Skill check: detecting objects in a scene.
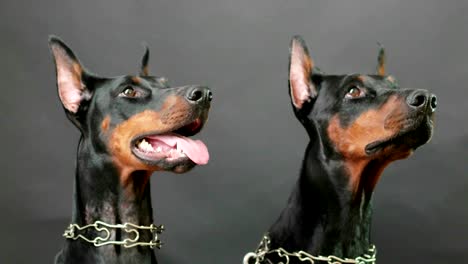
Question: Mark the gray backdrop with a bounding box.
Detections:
[1,0,467,263]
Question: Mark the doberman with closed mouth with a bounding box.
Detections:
[244,36,436,264]
[49,36,212,264]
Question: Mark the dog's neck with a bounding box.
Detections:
[73,141,154,227]
[60,137,158,263]
[268,140,375,260]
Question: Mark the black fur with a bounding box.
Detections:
[262,36,436,263]
[49,36,211,264]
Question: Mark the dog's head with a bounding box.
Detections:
[288,36,436,190]
[49,36,212,183]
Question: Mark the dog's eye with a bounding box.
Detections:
[120,86,138,98]
[345,86,365,99]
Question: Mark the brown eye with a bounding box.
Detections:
[121,86,138,97]
[345,86,365,99]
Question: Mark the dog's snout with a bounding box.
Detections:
[406,90,434,111]
[186,86,212,103]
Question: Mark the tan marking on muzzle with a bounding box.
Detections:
[108,95,192,185]
[327,95,410,191]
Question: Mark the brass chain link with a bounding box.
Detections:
[243,235,376,264]
[63,220,164,249]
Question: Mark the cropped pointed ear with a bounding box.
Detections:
[139,44,150,76]
[49,36,94,115]
[49,36,99,130]
[289,35,318,110]
[376,43,386,76]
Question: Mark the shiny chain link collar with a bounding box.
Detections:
[63,221,164,249]
[243,235,376,264]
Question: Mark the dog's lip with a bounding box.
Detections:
[173,118,204,137]
[365,115,434,155]
[365,140,391,155]
[132,145,195,166]
[130,118,203,146]
[132,144,197,173]
[130,118,204,147]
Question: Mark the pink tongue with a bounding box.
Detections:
[148,133,209,165]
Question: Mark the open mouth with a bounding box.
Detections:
[131,119,209,166]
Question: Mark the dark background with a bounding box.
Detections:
[1,0,467,263]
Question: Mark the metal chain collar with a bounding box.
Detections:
[243,235,376,264]
[63,221,164,249]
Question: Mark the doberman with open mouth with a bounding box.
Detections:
[49,36,212,264]
[244,36,436,264]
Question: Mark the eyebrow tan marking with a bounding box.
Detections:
[101,115,111,133]
[357,75,367,83]
[131,76,141,84]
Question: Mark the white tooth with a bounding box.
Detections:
[156,146,162,153]
[176,143,184,153]
[147,144,154,151]
[139,140,154,152]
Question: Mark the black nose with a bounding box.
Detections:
[406,90,436,112]
[429,94,437,112]
[186,86,212,103]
